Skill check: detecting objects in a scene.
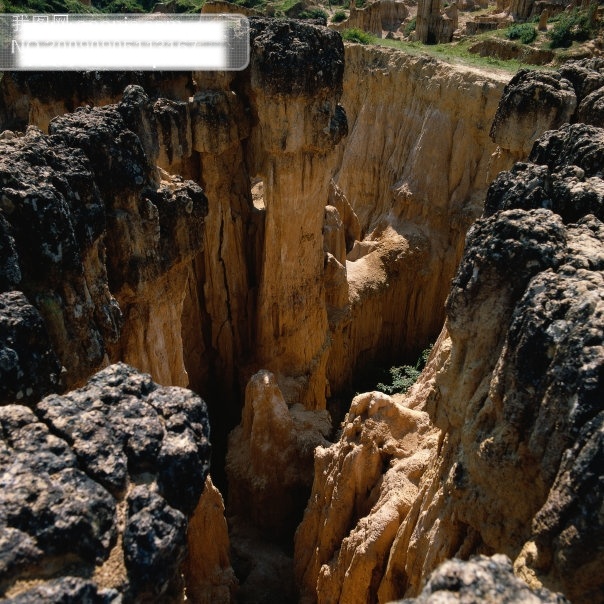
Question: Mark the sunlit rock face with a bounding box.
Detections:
[327,46,511,393]
[243,19,347,411]
[0,87,208,390]
[295,116,604,604]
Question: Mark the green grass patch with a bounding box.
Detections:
[372,35,529,73]
[270,0,298,13]
[507,23,537,44]
[341,27,375,44]
[298,7,328,20]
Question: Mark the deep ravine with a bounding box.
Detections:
[0,19,602,604]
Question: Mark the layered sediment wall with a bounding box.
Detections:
[327,48,513,394]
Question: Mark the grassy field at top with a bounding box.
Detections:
[0,0,204,13]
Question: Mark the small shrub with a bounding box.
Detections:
[332,9,347,22]
[403,16,416,36]
[104,0,145,12]
[355,0,365,8]
[174,0,205,12]
[507,23,537,44]
[341,27,374,44]
[298,7,328,20]
[234,0,265,8]
[376,344,433,395]
[548,8,594,48]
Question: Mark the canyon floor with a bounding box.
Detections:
[0,15,603,604]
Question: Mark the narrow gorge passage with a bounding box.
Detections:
[0,16,602,604]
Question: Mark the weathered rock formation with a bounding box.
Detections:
[508,0,535,21]
[416,0,457,43]
[0,291,62,405]
[244,19,347,411]
[227,371,331,541]
[490,59,604,159]
[295,82,604,604]
[0,18,350,601]
[0,88,207,390]
[185,476,238,604]
[0,72,193,134]
[3,21,602,604]
[490,70,577,159]
[330,0,409,37]
[393,555,569,603]
[0,25,514,415]
[485,125,604,222]
[0,362,211,601]
[224,42,516,556]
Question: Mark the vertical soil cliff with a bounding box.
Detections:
[295,62,604,604]
[327,48,512,395]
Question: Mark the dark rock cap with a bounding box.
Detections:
[249,18,345,97]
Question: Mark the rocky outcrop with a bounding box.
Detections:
[294,388,440,603]
[295,115,603,604]
[0,19,351,596]
[0,23,512,413]
[5,23,601,604]
[508,0,535,21]
[558,58,604,103]
[185,476,238,604]
[0,363,211,602]
[485,124,604,222]
[227,371,331,541]
[0,88,208,390]
[490,70,577,157]
[182,75,253,412]
[331,0,409,37]
[0,21,351,572]
[245,18,347,411]
[488,58,604,176]
[0,126,122,388]
[416,0,456,43]
[393,555,569,603]
[53,89,207,388]
[0,291,62,405]
[0,72,193,134]
[179,20,350,425]
[577,86,604,126]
